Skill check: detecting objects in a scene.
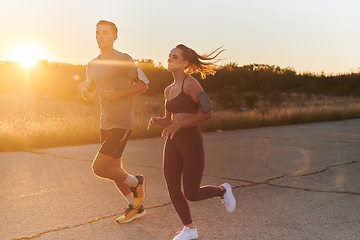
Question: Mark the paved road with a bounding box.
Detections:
[1,119,360,239]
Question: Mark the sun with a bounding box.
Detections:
[9,42,47,68]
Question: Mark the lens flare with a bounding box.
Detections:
[335,171,345,187]
[254,137,271,160]
[291,147,312,179]
[73,74,80,81]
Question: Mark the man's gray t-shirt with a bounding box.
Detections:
[86,50,138,130]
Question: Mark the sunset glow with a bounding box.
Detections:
[0,1,359,74]
[9,43,47,68]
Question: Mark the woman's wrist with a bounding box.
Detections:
[171,120,182,127]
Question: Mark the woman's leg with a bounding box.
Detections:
[180,126,223,202]
[163,139,193,226]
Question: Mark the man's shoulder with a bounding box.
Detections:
[87,56,99,66]
[113,50,133,61]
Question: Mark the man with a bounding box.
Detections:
[78,20,148,223]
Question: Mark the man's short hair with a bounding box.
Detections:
[96,20,118,36]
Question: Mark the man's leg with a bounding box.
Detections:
[92,151,141,192]
[109,157,135,205]
[96,128,138,186]
[92,152,128,181]
[95,128,146,223]
[92,146,145,223]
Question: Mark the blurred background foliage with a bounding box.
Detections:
[1,59,359,105]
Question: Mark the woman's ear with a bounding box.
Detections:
[183,60,189,69]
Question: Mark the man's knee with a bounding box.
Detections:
[92,153,112,177]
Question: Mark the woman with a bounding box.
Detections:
[147,44,236,240]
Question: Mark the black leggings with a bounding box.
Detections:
[163,125,222,225]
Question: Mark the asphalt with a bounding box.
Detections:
[1,119,360,240]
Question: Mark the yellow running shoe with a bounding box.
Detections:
[117,204,146,223]
[130,175,146,208]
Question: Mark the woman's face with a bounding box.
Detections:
[167,48,188,72]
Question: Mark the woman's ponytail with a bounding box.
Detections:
[176,44,225,79]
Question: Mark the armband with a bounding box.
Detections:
[197,92,213,113]
[136,67,150,84]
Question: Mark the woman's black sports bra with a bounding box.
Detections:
[165,77,199,114]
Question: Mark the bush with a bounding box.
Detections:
[269,89,285,106]
[213,87,242,109]
[244,92,259,108]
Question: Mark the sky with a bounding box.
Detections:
[0,0,359,74]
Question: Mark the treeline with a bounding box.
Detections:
[202,63,360,96]
[0,60,359,100]
[0,60,85,100]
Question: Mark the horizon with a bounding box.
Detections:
[1,59,358,77]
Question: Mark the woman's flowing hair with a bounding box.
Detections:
[176,44,225,79]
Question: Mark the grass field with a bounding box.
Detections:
[1,93,360,152]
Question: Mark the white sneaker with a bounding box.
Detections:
[173,226,198,240]
[220,183,236,212]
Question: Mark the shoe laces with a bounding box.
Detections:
[176,227,194,234]
[123,205,135,216]
[176,227,187,234]
[136,185,144,198]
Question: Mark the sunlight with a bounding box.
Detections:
[9,42,47,68]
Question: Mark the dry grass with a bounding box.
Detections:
[204,93,360,131]
[203,104,360,132]
[0,95,100,152]
[1,93,360,152]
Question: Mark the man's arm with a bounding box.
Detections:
[78,79,96,101]
[104,81,148,101]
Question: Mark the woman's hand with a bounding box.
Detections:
[147,117,160,130]
[148,117,173,130]
[161,121,181,139]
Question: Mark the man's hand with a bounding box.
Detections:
[78,81,89,94]
[105,86,121,101]
[78,81,96,101]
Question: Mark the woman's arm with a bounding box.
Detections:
[174,110,212,128]
[161,78,213,139]
[161,110,212,139]
[147,115,172,129]
[147,86,173,130]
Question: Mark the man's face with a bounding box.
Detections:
[96,24,117,50]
